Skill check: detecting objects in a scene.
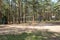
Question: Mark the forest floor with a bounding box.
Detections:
[0,22,60,34]
[0,22,60,40]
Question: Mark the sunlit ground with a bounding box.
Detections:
[0,21,60,40]
[0,29,60,40]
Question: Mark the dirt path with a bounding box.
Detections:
[9,25,60,32]
[0,25,60,34]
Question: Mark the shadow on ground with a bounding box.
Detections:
[0,29,60,40]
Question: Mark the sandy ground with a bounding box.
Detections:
[8,25,60,32]
[0,25,60,34]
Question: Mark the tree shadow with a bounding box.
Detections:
[0,29,60,40]
[0,25,9,28]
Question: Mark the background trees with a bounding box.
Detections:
[0,0,60,24]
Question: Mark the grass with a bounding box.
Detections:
[46,20,60,22]
[0,30,60,40]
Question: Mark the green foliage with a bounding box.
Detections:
[0,30,60,40]
[0,0,60,23]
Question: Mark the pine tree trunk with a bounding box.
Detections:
[0,0,2,11]
[24,0,28,23]
[0,0,2,20]
[18,0,21,23]
[32,0,35,23]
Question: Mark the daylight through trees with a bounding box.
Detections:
[0,0,60,24]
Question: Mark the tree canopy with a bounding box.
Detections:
[0,0,60,24]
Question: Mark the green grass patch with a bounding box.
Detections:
[0,30,60,40]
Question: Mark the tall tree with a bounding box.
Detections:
[0,0,1,10]
[18,0,21,23]
[54,0,60,20]
[42,0,52,21]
